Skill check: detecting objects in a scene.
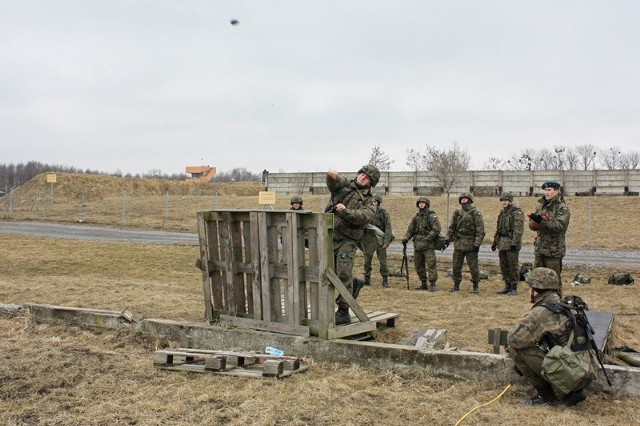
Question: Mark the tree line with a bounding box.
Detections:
[0,161,262,192]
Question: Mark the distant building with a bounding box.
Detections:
[185,166,217,183]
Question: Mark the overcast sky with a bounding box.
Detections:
[2,1,639,175]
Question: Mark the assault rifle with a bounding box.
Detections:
[562,296,613,387]
[401,241,409,290]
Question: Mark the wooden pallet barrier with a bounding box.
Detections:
[154,348,307,379]
[196,210,398,339]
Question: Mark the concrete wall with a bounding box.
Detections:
[266,170,640,196]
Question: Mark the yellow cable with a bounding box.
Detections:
[454,384,512,426]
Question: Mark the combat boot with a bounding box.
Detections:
[335,307,351,325]
[562,388,587,406]
[472,282,479,294]
[364,275,371,286]
[416,280,429,290]
[382,275,390,288]
[496,282,510,295]
[449,282,460,292]
[352,278,365,299]
[521,386,559,406]
[429,281,437,292]
[507,282,518,296]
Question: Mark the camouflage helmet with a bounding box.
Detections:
[525,267,560,291]
[458,193,474,204]
[290,195,303,205]
[373,194,383,204]
[357,164,380,187]
[499,192,514,202]
[416,196,430,208]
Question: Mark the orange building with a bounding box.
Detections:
[185,166,217,183]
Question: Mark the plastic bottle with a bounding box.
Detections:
[265,346,284,356]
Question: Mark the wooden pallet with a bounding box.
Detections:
[154,348,308,379]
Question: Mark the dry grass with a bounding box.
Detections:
[1,174,640,424]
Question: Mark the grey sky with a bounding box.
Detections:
[2,1,639,175]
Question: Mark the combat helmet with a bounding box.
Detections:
[358,164,380,187]
[525,267,560,291]
[458,193,474,204]
[416,196,430,208]
[499,192,514,202]
[290,195,303,205]
[373,194,383,204]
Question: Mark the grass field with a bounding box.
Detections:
[1,174,639,425]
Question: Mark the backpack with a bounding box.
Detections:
[608,272,634,285]
[538,296,597,395]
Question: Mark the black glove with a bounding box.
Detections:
[401,239,408,246]
[472,245,480,253]
[441,240,450,251]
[491,243,497,252]
[529,213,543,223]
[510,245,518,251]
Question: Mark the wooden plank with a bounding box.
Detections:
[286,212,300,324]
[220,212,236,314]
[326,320,377,340]
[155,362,308,379]
[218,314,311,337]
[242,216,255,317]
[208,219,224,314]
[306,219,320,322]
[317,214,333,339]
[197,213,215,322]
[325,269,368,322]
[262,360,284,377]
[231,218,247,315]
[258,212,272,321]
[249,212,262,319]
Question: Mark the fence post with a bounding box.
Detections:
[588,197,592,248]
[122,190,126,224]
[163,191,169,229]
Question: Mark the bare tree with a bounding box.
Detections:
[405,148,424,171]
[564,147,580,170]
[482,157,505,170]
[368,145,394,171]
[574,144,599,170]
[620,151,640,170]
[423,142,470,196]
[599,146,623,170]
[506,148,538,171]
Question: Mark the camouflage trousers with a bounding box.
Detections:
[413,248,438,282]
[334,240,357,309]
[507,346,550,390]
[499,249,520,284]
[452,249,479,283]
[363,246,389,277]
[535,254,563,296]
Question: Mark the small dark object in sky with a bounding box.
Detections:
[230,19,239,26]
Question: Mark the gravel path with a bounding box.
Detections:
[1,220,638,267]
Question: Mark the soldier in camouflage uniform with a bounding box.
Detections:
[290,195,304,211]
[528,181,570,297]
[444,193,485,293]
[402,197,441,291]
[326,164,379,325]
[507,267,593,406]
[492,192,524,296]
[363,194,394,288]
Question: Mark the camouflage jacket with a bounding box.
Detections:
[529,195,570,257]
[507,292,571,351]
[371,206,394,245]
[492,205,525,250]
[446,206,485,251]
[404,209,441,250]
[326,174,375,243]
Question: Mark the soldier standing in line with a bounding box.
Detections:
[363,194,394,288]
[443,193,485,293]
[290,195,304,211]
[528,181,570,297]
[492,192,525,296]
[402,196,441,291]
[325,164,379,325]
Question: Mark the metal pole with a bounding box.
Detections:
[122,190,126,224]
[214,191,218,210]
[163,191,169,228]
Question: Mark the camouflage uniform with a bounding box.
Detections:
[492,193,525,295]
[326,165,378,325]
[363,195,394,287]
[446,194,485,292]
[403,197,441,290]
[507,267,593,405]
[529,187,570,295]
